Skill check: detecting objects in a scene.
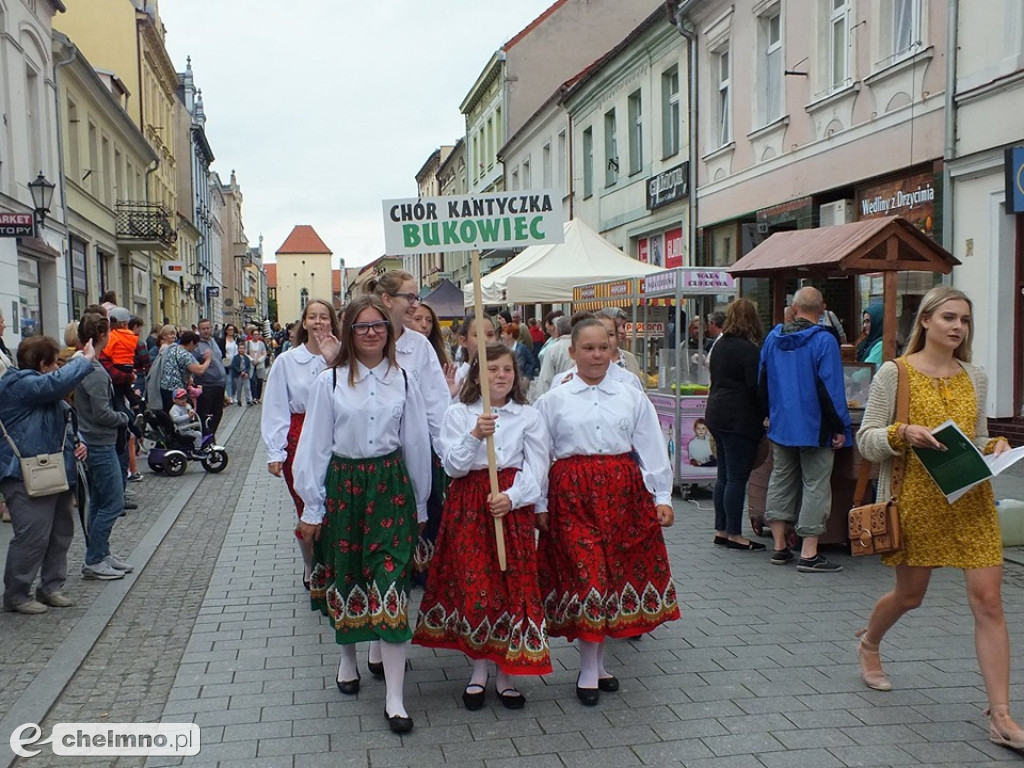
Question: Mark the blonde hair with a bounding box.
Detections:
[63,320,79,349]
[904,286,974,362]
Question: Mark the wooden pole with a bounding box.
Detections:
[471,252,507,571]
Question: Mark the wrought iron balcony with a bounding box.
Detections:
[115,201,178,248]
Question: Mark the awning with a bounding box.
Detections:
[17,236,62,260]
[728,216,959,277]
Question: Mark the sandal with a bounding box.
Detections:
[462,683,486,711]
[495,686,525,710]
[984,705,1024,750]
[855,628,892,691]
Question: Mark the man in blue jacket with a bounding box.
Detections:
[759,286,852,573]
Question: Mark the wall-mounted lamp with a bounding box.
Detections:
[27,171,56,233]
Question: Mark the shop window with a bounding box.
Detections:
[70,238,88,319]
[18,257,42,338]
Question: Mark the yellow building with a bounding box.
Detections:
[55,0,181,324]
[274,226,333,327]
[54,32,159,320]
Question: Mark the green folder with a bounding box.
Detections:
[912,420,991,503]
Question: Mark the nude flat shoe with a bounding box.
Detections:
[984,705,1024,750]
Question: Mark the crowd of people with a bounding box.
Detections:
[2,274,1021,749]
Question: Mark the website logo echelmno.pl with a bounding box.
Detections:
[10,722,201,758]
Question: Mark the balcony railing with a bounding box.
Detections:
[116,201,178,247]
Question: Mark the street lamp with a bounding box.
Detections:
[27,171,56,233]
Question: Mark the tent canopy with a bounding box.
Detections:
[464,219,666,305]
[419,278,465,319]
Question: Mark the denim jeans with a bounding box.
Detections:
[709,430,760,536]
[84,444,125,566]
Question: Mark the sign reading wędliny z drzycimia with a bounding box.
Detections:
[382,190,564,255]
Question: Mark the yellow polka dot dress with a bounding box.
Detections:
[882,363,1003,569]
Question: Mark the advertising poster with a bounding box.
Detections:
[677,397,717,482]
[647,394,678,480]
[638,237,649,264]
[648,232,664,267]
[665,227,684,269]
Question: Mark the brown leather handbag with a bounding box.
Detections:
[849,359,908,557]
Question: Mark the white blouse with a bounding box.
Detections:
[293,359,431,525]
[548,362,644,392]
[224,338,238,365]
[261,344,327,463]
[535,373,673,507]
[395,328,450,448]
[440,399,549,512]
[450,362,471,402]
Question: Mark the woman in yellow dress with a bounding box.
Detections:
[856,286,1020,750]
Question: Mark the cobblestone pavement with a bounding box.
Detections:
[5,407,1024,767]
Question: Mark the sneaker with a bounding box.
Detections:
[127,471,144,483]
[797,554,843,573]
[770,549,794,565]
[7,599,48,614]
[37,591,74,607]
[104,554,135,573]
[123,500,138,511]
[82,561,126,580]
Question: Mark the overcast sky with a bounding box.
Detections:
[157,0,556,269]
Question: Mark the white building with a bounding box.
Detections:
[0,0,67,346]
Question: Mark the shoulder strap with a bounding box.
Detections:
[852,359,909,506]
[0,414,23,459]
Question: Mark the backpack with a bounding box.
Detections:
[146,348,166,406]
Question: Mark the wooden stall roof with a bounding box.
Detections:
[728,216,959,277]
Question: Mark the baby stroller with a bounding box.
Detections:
[143,409,229,476]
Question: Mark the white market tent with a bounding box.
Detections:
[463,219,666,305]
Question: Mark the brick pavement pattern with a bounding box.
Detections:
[4,404,1024,766]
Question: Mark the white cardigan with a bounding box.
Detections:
[855,359,992,502]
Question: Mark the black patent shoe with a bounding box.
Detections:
[462,683,486,711]
[597,675,619,692]
[575,677,600,706]
[336,674,360,695]
[385,710,414,734]
[368,660,384,678]
[496,686,525,709]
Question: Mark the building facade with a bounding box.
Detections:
[274,225,333,327]
[437,138,469,287]
[409,146,452,289]
[55,30,159,323]
[0,0,67,345]
[218,170,249,327]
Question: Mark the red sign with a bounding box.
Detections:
[665,228,683,269]
[0,213,33,237]
[638,237,648,263]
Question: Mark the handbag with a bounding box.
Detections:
[848,358,908,556]
[0,411,70,498]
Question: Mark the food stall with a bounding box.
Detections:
[727,216,960,544]
[639,268,737,491]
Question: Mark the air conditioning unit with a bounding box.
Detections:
[819,199,855,226]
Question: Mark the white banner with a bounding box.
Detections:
[382,190,564,255]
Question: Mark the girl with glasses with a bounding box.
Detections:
[293,295,431,734]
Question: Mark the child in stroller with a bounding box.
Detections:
[143,405,229,476]
[169,387,205,453]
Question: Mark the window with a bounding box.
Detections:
[18,257,42,337]
[472,134,480,181]
[70,238,88,320]
[829,0,850,88]
[511,168,519,191]
[627,90,643,174]
[604,109,618,186]
[522,157,531,189]
[26,66,42,175]
[542,142,552,188]
[715,49,731,146]
[582,127,593,198]
[557,131,567,192]
[300,288,309,312]
[761,12,783,124]
[486,117,493,169]
[892,0,919,57]
[101,137,112,205]
[661,66,680,158]
[67,99,80,181]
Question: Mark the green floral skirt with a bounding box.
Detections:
[309,450,417,644]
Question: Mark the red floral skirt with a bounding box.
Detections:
[413,468,551,675]
[537,453,679,642]
[283,412,305,519]
[309,450,416,645]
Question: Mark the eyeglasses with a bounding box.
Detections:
[352,321,390,336]
[389,292,421,304]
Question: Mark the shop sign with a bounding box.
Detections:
[608,280,631,297]
[381,190,564,255]
[679,268,735,294]
[646,162,689,210]
[162,260,185,278]
[1006,146,1024,214]
[665,228,684,269]
[624,322,664,336]
[0,213,33,237]
[643,270,677,295]
[857,170,937,238]
[206,286,220,299]
[575,285,597,301]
